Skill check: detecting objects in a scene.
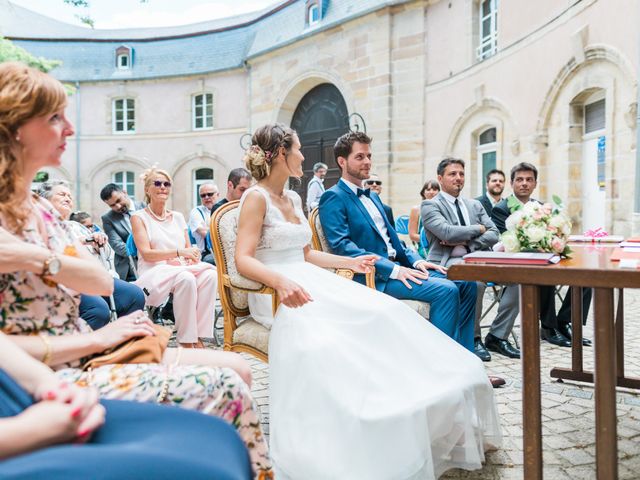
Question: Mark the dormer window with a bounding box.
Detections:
[306,0,323,26]
[115,46,132,70]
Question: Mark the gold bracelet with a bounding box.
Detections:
[39,333,52,365]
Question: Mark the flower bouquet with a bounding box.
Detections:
[501,195,572,257]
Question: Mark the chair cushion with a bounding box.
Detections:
[313,213,333,253]
[232,318,269,355]
[402,300,430,319]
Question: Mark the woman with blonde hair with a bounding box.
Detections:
[131,166,217,348]
[0,62,272,479]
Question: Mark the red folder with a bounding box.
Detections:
[609,248,640,262]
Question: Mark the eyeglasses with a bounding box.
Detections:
[200,192,217,198]
[365,180,382,186]
[153,180,172,188]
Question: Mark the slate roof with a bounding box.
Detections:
[1,0,411,82]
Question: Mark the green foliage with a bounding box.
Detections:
[506,195,521,213]
[0,37,61,72]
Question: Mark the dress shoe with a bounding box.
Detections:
[488,375,506,388]
[484,333,521,359]
[556,324,592,346]
[540,328,571,347]
[474,338,492,362]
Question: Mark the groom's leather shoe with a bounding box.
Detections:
[485,333,521,359]
[488,375,506,388]
[557,324,592,346]
[474,338,492,362]
[541,328,571,347]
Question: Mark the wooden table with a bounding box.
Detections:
[448,244,640,480]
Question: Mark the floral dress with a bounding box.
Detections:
[0,198,272,480]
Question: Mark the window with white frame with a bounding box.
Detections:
[193,168,214,207]
[192,93,214,130]
[477,0,498,61]
[477,127,497,195]
[113,171,136,197]
[117,53,130,70]
[307,3,320,25]
[113,98,135,134]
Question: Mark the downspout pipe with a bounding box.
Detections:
[74,81,81,207]
[635,35,640,213]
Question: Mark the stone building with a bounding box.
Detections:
[2,0,637,234]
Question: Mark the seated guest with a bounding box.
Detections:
[476,169,506,216]
[421,158,520,361]
[491,162,592,347]
[0,332,252,480]
[131,167,218,348]
[69,210,101,232]
[319,132,477,353]
[188,182,218,265]
[0,61,272,478]
[38,180,145,330]
[305,161,327,212]
[409,180,439,256]
[362,173,394,225]
[211,168,252,214]
[100,183,144,281]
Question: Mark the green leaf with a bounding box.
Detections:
[552,195,563,207]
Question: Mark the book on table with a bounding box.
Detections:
[463,251,561,265]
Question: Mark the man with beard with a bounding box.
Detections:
[492,162,592,347]
[476,169,505,216]
[319,133,478,355]
[100,183,145,281]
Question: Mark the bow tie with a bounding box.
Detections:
[356,188,371,198]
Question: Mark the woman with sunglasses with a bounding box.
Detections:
[131,168,217,349]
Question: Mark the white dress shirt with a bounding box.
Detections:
[306,176,325,211]
[439,191,472,258]
[187,205,211,251]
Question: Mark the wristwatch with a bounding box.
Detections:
[41,254,61,286]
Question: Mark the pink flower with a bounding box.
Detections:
[551,237,565,254]
[542,203,553,215]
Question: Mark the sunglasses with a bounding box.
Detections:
[365,180,382,186]
[153,180,172,188]
[200,192,217,198]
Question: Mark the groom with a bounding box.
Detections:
[318,131,476,352]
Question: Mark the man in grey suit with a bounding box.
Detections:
[421,157,520,361]
[100,183,144,281]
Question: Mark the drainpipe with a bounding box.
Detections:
[74,81,81,207]
[635,52,640,213]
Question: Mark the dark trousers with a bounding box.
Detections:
[79,278,146,330]
[540,286,593,330]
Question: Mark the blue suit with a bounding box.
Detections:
[318,179,476,350]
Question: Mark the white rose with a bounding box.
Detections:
[523,202,538,215]
[501,231,520,252]
[505,210,524,231]
[549,214,566,229]
[526,225,546,243]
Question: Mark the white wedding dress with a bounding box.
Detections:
[243,186,501,480]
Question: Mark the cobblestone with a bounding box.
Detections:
[227,287,640,478]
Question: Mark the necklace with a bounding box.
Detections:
[146,206,168,221]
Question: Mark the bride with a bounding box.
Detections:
[235,124,501,479]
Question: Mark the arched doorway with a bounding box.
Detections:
[290,83,349,211]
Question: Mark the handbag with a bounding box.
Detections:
[0,369,34,417]
[82,325,171,371]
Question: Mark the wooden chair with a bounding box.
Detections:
[210,200,273,362]
[308,208,430,319]
[210,201,374,362]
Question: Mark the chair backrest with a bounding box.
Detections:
[395,215,410,235]
[210,200,267,314]
[308,207,332,253]
[126,233,138,257]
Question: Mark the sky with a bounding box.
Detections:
[10,0,280,29]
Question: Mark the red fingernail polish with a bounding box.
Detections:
[77,429,90,437]
[71,407,82,418]
[45,391,56,400]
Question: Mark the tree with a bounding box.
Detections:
[0,37,61,72]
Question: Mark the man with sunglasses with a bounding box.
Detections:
[363,173,394,225]
[100,183,145,281]
[188,182,219,265]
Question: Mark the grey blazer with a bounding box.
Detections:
[421,193,499,267]
[101,201,144,280]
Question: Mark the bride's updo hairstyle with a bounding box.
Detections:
[0,62,68,233]
[244,123,296,181]
[140,165,172,204]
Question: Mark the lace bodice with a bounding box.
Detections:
[240,186,312,254]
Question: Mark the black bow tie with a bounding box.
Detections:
[356,188,371,198]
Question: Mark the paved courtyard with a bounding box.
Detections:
[213,287,640,479]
